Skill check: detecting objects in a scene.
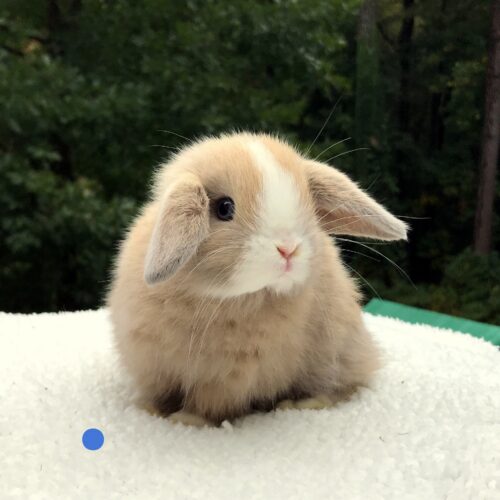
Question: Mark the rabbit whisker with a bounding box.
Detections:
[337,237,416,289]
[305,95,343,156]
[343,262,381,299]
[313,137,351,161]
[325,147,370,164]
[157,129,191,142]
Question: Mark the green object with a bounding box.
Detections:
[364,299,500,347]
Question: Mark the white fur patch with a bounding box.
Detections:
[212,140,312,298]
[249,141,302,236]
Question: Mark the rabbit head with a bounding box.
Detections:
[144,133,407,298]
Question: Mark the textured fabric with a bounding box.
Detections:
[1,309,499,500]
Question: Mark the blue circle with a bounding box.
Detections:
[82,428,104,450]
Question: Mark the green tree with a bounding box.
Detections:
[0,0,498,323]
[474,0,500,255]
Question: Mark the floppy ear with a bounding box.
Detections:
[305,160,408,240]
[144,174,210,285]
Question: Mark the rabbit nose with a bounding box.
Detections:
[276,244,298,260]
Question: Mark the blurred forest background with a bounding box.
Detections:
[1,0,499,323]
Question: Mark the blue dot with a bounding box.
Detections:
[82,428,104,451]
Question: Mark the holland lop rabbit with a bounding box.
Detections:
[107,133,407,427]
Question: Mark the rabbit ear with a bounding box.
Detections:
[305,160,408,240]
[144,174,210,285]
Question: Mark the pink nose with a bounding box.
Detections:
[277,245,297,260]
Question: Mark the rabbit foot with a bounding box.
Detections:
[142,401,163,417]
[277,394,333,411]
[168,410,213,428]
[276,399,297,410]
[294,394,333,409]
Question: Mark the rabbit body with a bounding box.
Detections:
[107,133,406,424]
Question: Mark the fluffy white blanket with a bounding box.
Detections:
[1,309,499,500]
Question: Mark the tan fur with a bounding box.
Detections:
[305,160,408,240]
[107,132,407,425]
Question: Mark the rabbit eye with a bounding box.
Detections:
[215,197,235,221]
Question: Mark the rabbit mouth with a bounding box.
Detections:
[200,257,310,299]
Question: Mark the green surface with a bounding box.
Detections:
[364,299,500,346]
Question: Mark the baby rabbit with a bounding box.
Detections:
[107,132,407,426]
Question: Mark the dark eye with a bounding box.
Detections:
[215,197,235,221]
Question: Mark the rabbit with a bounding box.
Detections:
[107,132,408,427]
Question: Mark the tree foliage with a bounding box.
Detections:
[0,0,498,323]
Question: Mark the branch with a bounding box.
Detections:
[377,22,396,51]
[28,34,50,44]
[0,44,24,56]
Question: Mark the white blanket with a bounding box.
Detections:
[1,309,499,500]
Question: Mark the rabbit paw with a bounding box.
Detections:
[294,394,333,409]
[276,399,297,410]
[277,394,333,411]
[168,410,213,428]
[142,401,163,417]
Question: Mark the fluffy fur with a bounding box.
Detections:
[107,132,408,425]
